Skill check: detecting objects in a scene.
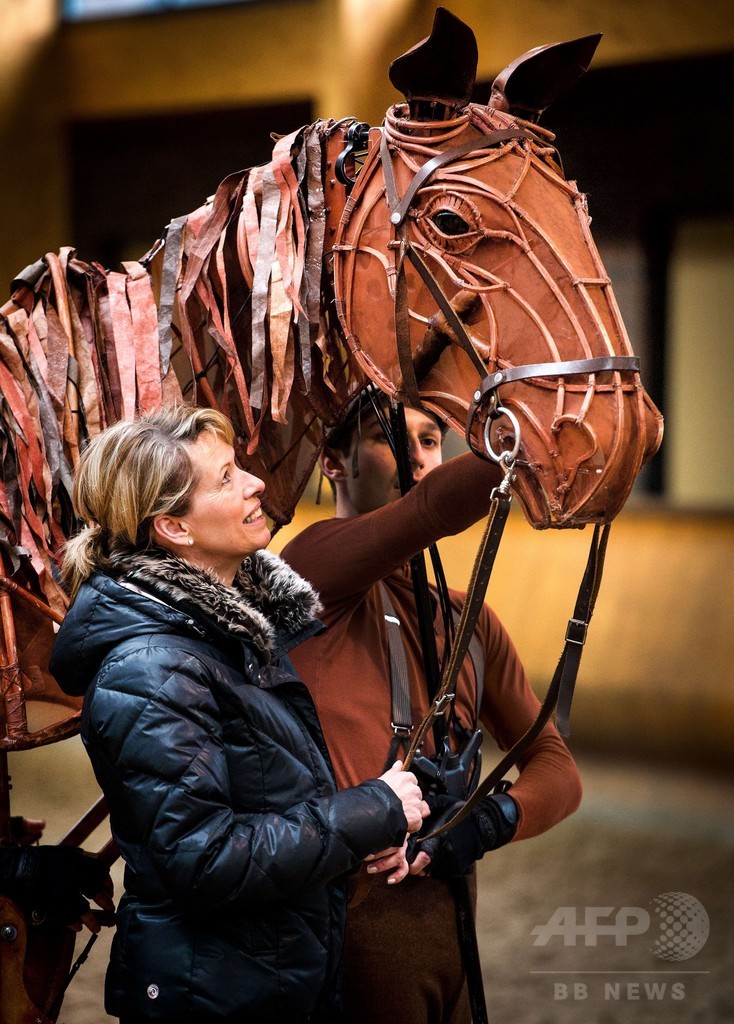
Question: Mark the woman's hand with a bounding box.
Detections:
[73,873,116,934]
[378,760,429,833]
[363,837,410,885]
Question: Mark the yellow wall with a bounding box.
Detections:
[668,218,734,509]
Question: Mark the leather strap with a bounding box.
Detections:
[453,875,489,1024]
[379,582,487,758]
[379,583,414,764]
[467,356,641,446]
[389,403,443,703]
[379,130,400,214]
[405,246,487,378]
[384,128,532,227]
[478,355,640,392]
[403,483,513,771]
[420,522,611,843]
[393,230,421,404]
[554,522,610,735]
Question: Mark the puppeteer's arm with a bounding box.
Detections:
[477,605,582,841]
[283,453,501,602]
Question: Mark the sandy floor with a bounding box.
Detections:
[6,739,733,1024]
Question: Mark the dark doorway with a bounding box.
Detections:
[69,99,313,269]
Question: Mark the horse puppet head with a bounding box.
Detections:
[332,7,663,528]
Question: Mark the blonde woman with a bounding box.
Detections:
[50,405,427,1024]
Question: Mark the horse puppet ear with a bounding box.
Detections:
[389,6,478,119]
[489,33,602,123]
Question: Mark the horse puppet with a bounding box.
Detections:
[0,8,662,1021]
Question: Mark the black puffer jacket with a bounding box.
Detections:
[50,547,407,1023]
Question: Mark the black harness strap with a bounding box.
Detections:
[389,403,442,704]
[453,875,489,1024]
[45,932,100,1022]
[467,626,485,712]
[379,582,487,774]
[554,521,610,736]
[379,583,414,769]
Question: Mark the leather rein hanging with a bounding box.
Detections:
[377,124,632,834]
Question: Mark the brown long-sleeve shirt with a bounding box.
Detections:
[281,452,581,840]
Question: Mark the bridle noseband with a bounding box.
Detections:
[466,355,641,458]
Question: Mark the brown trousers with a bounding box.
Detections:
[339,871,475,1024]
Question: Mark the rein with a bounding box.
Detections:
[416,519,611,843]
[398,384,614,840]
[401,468,514,772]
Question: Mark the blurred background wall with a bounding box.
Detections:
[1,0,733,773]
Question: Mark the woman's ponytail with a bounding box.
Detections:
[61,523,108,599]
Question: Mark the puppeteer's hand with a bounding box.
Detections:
[72,872,115,934]
[379,761,430,833]
[408,850,432,876]
[2,845,115,933]
[417,791,519,879]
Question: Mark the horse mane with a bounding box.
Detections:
[169,119,335,436]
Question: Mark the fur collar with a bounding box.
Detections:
[109,546,322,655]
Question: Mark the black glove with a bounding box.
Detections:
[413,791,519,880]
[0,845,110,924]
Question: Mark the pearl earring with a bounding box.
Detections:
[188,537,194,546]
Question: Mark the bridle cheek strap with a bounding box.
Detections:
[379,129,533,401]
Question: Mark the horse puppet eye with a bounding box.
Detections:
[419,193,482,254]
[432,210,471,236]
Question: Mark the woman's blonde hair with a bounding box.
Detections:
[62,405,234,598]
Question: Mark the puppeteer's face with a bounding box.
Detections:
[182,433,271,582]
[336,407,444,517]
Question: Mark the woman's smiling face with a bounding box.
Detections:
[176,432,271,583]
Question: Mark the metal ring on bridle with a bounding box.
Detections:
[483,404,521,465]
